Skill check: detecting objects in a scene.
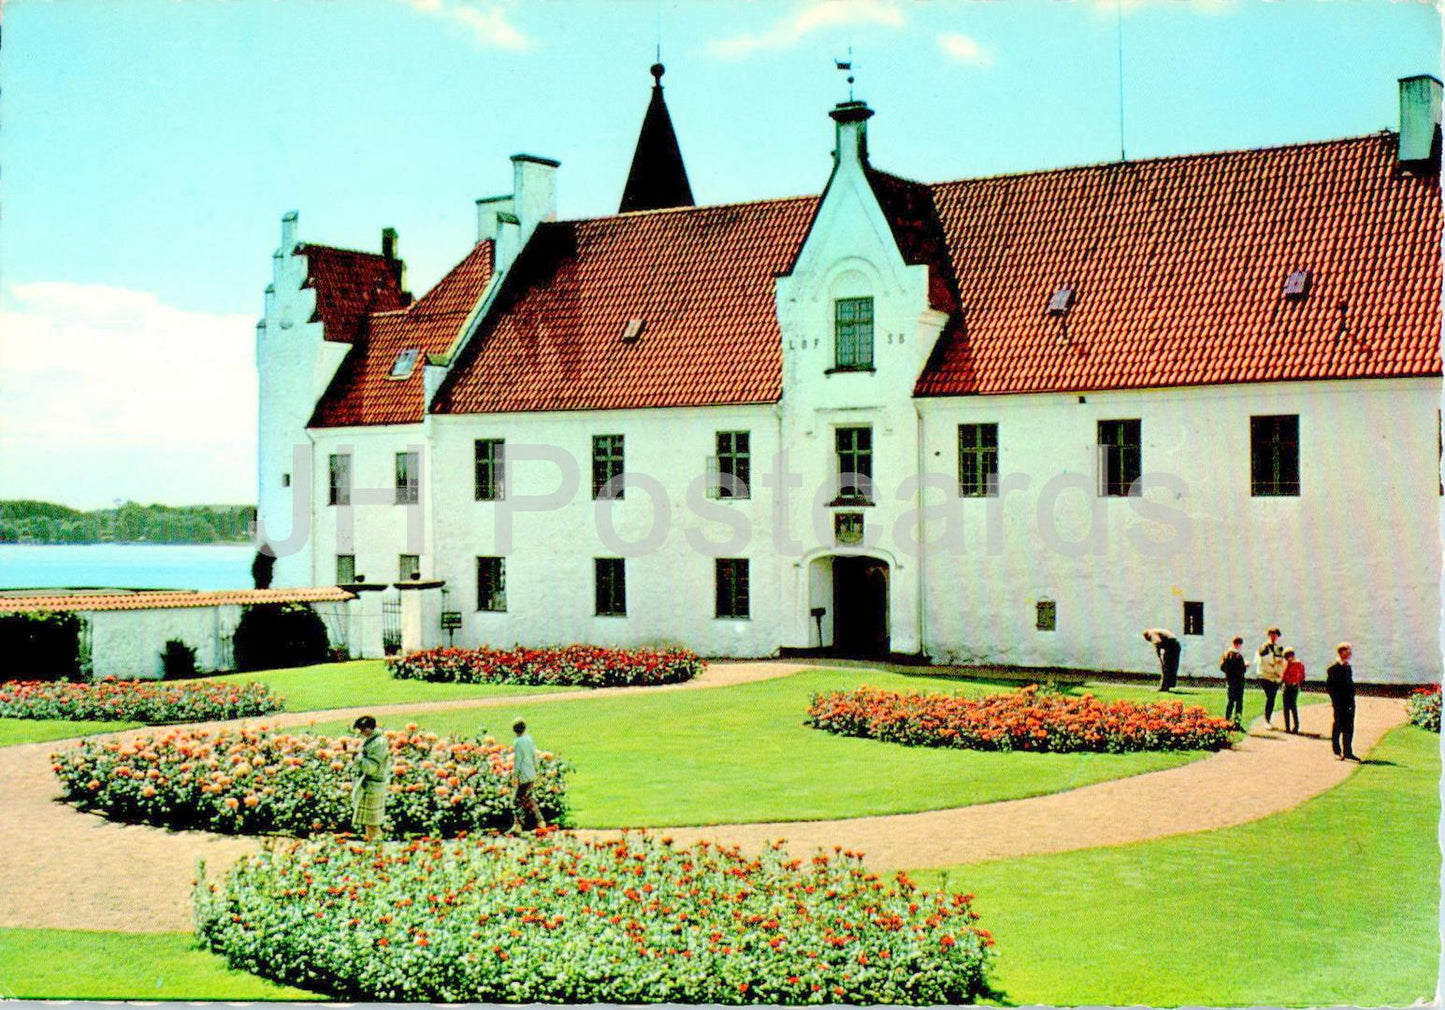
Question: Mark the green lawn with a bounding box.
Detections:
[309,669,1236,827]
[0,928,319,1000]
[203,659,579,712]
[911,724,1441,1007]
[0,717,139,747]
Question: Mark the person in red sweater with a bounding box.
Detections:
[1281,648,1306,734]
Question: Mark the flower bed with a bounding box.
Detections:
[0,677,281,723]
[52,723,568,836]
[1406,685,1440,732]
[389,645,705,688]
[195,831,993,1004]
[807,685,1236,753]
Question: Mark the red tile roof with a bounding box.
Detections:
[0,587,355,614]
[311,241,495,427]
[297,243,409,344]
[432,199,816,414]
[915,133,1442,396]
[312,131,1438,421]
[865,167,959,315]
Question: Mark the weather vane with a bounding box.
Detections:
[834,47,856,102]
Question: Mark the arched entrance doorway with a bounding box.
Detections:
[831,555,890,656]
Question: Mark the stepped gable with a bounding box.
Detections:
[914,133,1443,397]
[432,197,816,415]
[311,241,495,427]
[296,243,409,345]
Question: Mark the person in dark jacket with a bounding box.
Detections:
[1220,636,1247,727]
[1325,642,1358,761]
[1143,628,1181,691]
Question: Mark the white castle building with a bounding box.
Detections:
[256,69,1443,683]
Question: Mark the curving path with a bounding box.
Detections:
[0,662,1405,933]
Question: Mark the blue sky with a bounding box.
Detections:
[1,0,1439,508]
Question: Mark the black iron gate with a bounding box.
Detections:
[381,596,403,656]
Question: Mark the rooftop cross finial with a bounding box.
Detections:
[834,47,856,102]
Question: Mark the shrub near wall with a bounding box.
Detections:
[807,685,1237,753]
[52,724,569,836]
[233,603,328,672]
[195,831,994,1004]
[0,678,280,722]
[390,645,705,688]
[1406,685,1441,732]
[0,611,84,682]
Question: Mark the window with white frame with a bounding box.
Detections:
[395,451,420,505]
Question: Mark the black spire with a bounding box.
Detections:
[618,63,694,214]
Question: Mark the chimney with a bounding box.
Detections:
[380,227,409,300]
[511,153,559,244]
[476,194,515,244]
[830,101,874,172]
[1398,74,1442,171]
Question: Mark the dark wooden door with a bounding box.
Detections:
[832,556,889,656]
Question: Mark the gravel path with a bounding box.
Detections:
[0,662,1404,933]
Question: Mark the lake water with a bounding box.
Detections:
[0,544,257,591]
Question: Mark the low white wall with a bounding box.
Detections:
[88,606,242,680]
[84,598,365,680]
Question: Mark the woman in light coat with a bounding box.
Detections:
[349,715,390,840]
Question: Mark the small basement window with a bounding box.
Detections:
[389,348,420,378]
[1036,599,1056,632]
[621,318,645,342]
[1283,270,1311,300]
[1046,286,1075,316]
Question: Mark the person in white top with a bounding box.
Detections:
[510,718,545,832]
[1256,627,1287,727]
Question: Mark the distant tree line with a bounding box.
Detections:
[0,500,256,545]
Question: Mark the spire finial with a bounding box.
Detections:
[650,61,665,86]
[834,46,857,102]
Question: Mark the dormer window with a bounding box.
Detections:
[1047,286,1075,316]
[389,348,420,378]
[621,318,645,342]
[1283,270,1312,300]
[834,296,874,370]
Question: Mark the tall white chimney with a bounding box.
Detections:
[511,153,559,244]
[1398,74,1442,169]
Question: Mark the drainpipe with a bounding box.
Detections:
[305,428,320,587]
[913,400,928,660]
[773,400,788,654]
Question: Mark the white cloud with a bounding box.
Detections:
[0,283,257,507]
[937,31,994,68]
[396,0,529,50]
[709,0,905,59]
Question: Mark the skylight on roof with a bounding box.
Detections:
[390,348,420,378]
[621,318,645,342]
[1047,286,1075,316]
[1283,270,1312,300]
